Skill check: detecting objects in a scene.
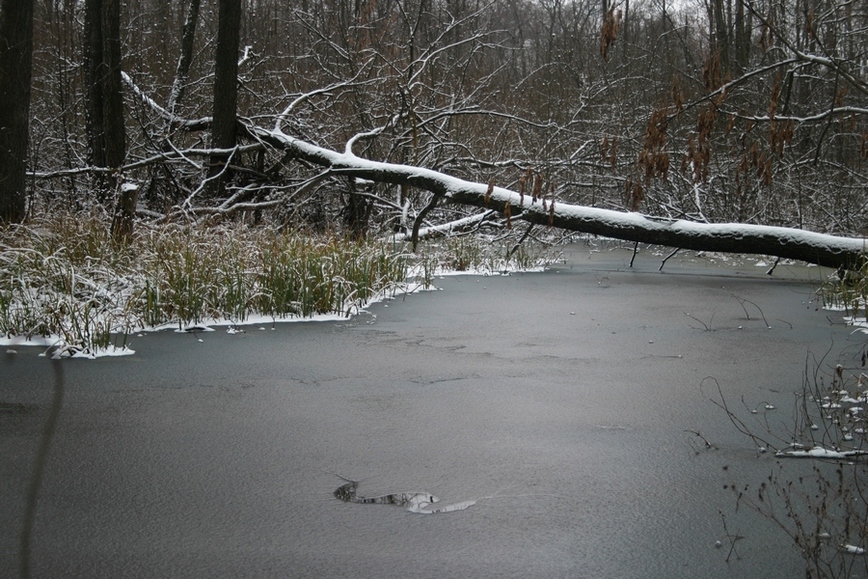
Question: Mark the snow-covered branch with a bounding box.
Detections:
[122,71,211,131]
[255,124,866,270]
[391,211,497,243]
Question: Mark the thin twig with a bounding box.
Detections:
[659,247,679,271]
[629,241,639,267]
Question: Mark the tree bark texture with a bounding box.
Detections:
[167,0,201,115]
[101,0,124,174]
[209,0,241,192]
[84,0,105,172]
[0,0,35,223]
[84,0,125,203]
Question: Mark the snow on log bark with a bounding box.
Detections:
[253,125,866,271]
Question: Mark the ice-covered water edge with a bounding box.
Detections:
[0,264,539,359]
[0,239,830,360]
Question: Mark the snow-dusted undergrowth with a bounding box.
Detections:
[0,216,409,357]
[819,262,868,335]
[0,215,556,357]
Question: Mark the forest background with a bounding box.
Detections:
[0,0,865,241]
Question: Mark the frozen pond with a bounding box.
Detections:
[1,243,858,577]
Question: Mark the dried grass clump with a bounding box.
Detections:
[0,215,409,354]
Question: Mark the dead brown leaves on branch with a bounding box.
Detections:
[630,102,672,211]
[638,106,670,180]
[624,178,644,212]
[685,96,723,184]
[769,119,794,158]
[510,167,555,222]
[600,8,622,61]
[671,76,685,113]
[517,167,530,206]
[516,167,548,203]
[703,53,727,92]
[735,141,773,193]
[531,171,543,202]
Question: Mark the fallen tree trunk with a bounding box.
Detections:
[252,125,866,271]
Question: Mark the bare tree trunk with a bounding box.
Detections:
[167,0,201,115]
[711,0,730,74]
[209,0,241,196]
[102,0,124,184]
[734,0,748,73]
[84,0,106,194]
[0,0,34,223]
[85,0,125,208]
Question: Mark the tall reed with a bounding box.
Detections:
[0,216,408,354]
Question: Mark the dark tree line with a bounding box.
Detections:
[0,0,35,222]
[0,0,866,250]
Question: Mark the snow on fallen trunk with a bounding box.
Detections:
[390,211,495,243]
[775,445,868,460]
[253,125,867,270]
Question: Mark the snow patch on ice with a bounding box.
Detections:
[0,335,135,359]
[776,445,868,460]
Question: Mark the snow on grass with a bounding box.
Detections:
[0,216,409,357]
[0,215,555,358]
